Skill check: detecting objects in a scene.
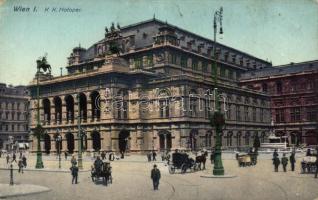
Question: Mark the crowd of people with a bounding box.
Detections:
[272,148,318,178]
[3,151,28,174]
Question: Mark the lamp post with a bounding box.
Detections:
[34,58,45,169]
[211,7,225,176]
[77,94,83,169]
[56,133,62,169]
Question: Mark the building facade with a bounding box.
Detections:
[240,60,318,146]
[0,83,30,150]
[29,19,272,154]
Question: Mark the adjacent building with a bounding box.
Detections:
[0,83,30,150]
[28,19,272,154]
[240,60,318,146]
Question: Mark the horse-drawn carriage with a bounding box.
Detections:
[168,152,199,174]
[301,156,317,173]
[236,152,258,167]
[91,161,112,186]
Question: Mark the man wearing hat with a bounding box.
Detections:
[151,164,161,190]
[70,162,79,184]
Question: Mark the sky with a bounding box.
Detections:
[0,0,317,85]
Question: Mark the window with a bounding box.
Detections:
[275,109,285,123]
[260,108,264,122]
[11,112,15,120]
[220,68,226,77]
[181,56,187,68]
[262,83,268,93]
[290,107,301,122]
[192,59,198,71]
[6,125,8,131]
[204,99,210,119]
[134,57,143,69]
[202,62,208,72]
[276,81,282,94]
[252,107,256,122]
[228,70,233,79]
[236,105,241,121]
[147,54,153,66]
[11,124,14,131]
[168,53,177,64]
[244,106,249,121]
[159,99,169,118]
[245,132,250,146]
[307,110,316,121]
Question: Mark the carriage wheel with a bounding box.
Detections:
[169,166,175,174]
[181,164,187,174]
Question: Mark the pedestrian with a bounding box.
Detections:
[19,151,22,159]
[18,159,24,173]
[273,156,280,172]
[0,150,2,158]
[210,150,215,164]
[12,153,17,163]
[101,151,106,160]
[70,162,79,184]
[151,164,161,190]
[306,149,312,156]
[71,155,77,166]
[109,152,115,161]
[22,155,27,168]
[289,152,296,171]
[64,151,68,160]
[281,153,288,172]
[147,152,151,162]
[152,150,157,161]
[314,155,318,178]
[273,149,278,159]
[6,154,10,164]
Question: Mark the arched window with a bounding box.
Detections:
[42,98,51,124]
[262,83,268,93]
[53,97,62,124]
[65,95,74,123]
[79,93,87,122]
[117,89,129,119]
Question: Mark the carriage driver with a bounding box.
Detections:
[94,156,103,172]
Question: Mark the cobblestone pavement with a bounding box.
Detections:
[0,153,318,200]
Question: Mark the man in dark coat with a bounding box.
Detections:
[64,151,68,160]
[289,152,296,171]
[12,153,17,163]
[151,164,161,190]
[22,155,27,168]
[273,156,280,172]
[70,162,79,184]
[273,149,278,159]
[152,151,157,161]
[281,153,288,172]
[6,154,10,164]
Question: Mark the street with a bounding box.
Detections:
[0,153,318,200]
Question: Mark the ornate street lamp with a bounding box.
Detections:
[34,55,51,169]
[55,132,62,169]
[210,7,225,176]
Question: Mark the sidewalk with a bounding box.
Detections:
[0,183,50,198]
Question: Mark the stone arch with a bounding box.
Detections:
[158,130,172,150]
[90,91,101,121]
[79,93,87,122]
[65,95,74,123]
[43,133,51,154]
[204,131,213,148]
[42,98,51,124]
[65,132,75,153]
[53,96,62,123]
[91,131,101,152]
[119,130,130,153]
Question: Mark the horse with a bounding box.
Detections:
[36,56,51,74]
[195,151,208,170]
